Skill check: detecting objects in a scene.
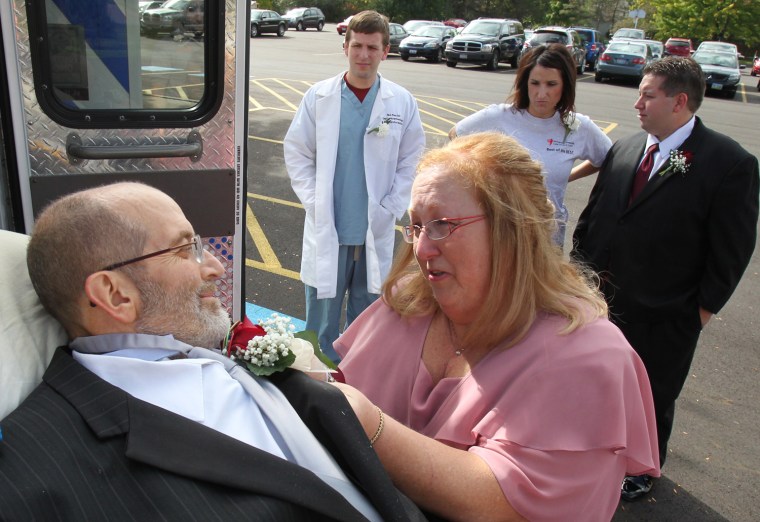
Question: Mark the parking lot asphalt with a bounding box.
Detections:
[244,25,760,521]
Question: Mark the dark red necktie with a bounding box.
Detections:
[629,143,659,204]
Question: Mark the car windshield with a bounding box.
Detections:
[575,30,592,42]
[162,0,189,9]
[699,43,735,52]
[616,29,644,39]
[462,21,500,37]
[285,8,304,16]
[694,52,738,68]
[413,26,444,37]
[531,32,568,45]
[607,42,646,56]
[668,40,690,47]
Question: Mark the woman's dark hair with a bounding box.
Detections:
[509,44,577,121]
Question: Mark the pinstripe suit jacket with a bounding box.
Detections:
[0,348,426,521]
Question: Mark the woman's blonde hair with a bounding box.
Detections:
[382,132,606,350]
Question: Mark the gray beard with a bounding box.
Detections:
[134,278,231,349]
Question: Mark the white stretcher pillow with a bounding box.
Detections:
[0,230,67,419]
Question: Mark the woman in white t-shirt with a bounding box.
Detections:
[450,44,612,247]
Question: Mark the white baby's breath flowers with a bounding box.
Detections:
[660,149,691,176]
[241,314,300,367]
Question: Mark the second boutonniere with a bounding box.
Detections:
[659,149,693,177]
[562,113,581,141]
[367,117,391,137]
[222,314,337,377]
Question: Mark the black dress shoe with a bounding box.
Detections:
[621,474,654,501]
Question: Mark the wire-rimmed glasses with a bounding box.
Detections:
[401,215,486,244]
[100,234,204,271]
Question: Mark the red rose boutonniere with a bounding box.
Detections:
[222,314,337,377]
[659,149,693,177]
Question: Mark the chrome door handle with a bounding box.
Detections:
[66,131,203,164]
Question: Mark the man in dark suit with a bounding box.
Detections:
[572,57,759,501]
[0,182,425,521]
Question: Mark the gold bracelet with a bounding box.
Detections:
[370,406,384,446]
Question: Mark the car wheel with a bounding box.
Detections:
[174,22,186,37]
[430,48,443,63]
[510,54,518,68]
[577,55,585,74]
[594,72,602,82]
[751,70,756,77]
[586,58,595,72]
[446,60,457,68]
[250,24,258,38]
[317,21,324,31]
[277,24,285,37]
[401,54,409,61]
[296,21,303,31]
[486,49,500,70]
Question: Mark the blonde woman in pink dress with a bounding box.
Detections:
[333,132,659,521]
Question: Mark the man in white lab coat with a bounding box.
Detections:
[284,10,425,361]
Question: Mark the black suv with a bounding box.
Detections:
[444,18,524,70]
[283,7,325,31]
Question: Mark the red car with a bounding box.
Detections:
[664,38,693,57]
[337,16,352,36]
[443,18,467,29]
[751,57,760,77]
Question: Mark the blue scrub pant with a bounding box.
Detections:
[305,245,379,363]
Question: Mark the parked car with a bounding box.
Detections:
[402,20,444,33]
[388,23,409,54]
[337,16,352,36]
[641,39,664,60]
[443,18,467,29]
[399,25,456,63]
[612,28,645,41]
[752,56,760,76]
[522,27,586,73]
[570,27,606,71]
[445,18,524,70]
[282,7,324,31]
[141,0,204,38]
[696,41,739,56]
[139,1,164,14]
[595,40,652,83]
[692,50,741,99]
[664,37,693,56]
[250,9,287,37]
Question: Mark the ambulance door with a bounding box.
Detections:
[0,0,250,320]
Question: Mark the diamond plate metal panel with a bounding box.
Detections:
[10,0,241,315]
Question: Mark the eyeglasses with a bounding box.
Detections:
[100,234,204,271]
[401,215,486,243]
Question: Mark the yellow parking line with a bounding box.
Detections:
[594,120,617,134]
[251,79,300,111]
[740,83,747,104]
[246,202,281,266]
[249,106,296,113]
[249,135,284,144]
[422,121,450,136]
[249,193,303,209]
[176,87,188,100]
[249,96,263,109]
[246,258,301,279]
[424,97,488,112]
[271,78,307,97]
[416,98,468,119]
[418,107,458,126]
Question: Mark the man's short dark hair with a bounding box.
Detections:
[346,10,389,47]
[643,56,705,112]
